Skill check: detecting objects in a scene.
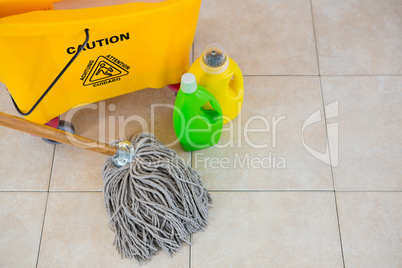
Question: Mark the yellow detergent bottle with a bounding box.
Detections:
[188,44,244,124]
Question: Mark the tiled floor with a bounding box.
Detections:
[0,0,401,267]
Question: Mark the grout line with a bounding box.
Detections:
[2,189,399,193]
[47,145,56,193]
[243,74,402,77]
[243,74,318,77]
[0,190,101,193]
[242,74,402,78]
[35,144,56,268]
[331,191,346,268]
[48,190,102,193]
[309,1,321,75]
[35,198,49,268]
[320,74,402,77]
[208,189,334,193]
[0,190,48,193]
[335,189,402,193]
[309,0,345,267]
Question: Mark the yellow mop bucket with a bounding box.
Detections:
[0,0,201,124]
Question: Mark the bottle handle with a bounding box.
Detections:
[198,92,223,125]
[228,68,244,100]
[207,96,223,117]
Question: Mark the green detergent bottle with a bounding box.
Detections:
[173,73,223,151]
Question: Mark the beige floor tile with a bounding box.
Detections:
[191,192,343,267]
[0,192,47,268]
[193,76,333,190]
[38,192,190,267]
[336,192,402,268]
[312,0,402,75]
[194,0,318,75]
[51,87,190,191]
[0,83,55,191]
[50,146,105,191]
[321,76,402,190]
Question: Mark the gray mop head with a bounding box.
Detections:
[102,133,212,263]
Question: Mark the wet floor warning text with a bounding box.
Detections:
[81,55,130,87]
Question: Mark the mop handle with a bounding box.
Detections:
[0,111,117,156]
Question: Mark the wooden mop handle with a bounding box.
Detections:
[0,111,117,156]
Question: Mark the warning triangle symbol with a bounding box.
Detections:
[84,56,129,86]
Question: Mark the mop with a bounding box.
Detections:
[0,111,212,263]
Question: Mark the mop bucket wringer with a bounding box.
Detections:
[0,0,201,125]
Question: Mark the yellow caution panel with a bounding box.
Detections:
[0,0,201,124]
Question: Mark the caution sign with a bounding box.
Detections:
[82,55,129,87]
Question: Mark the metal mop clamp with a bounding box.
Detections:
[113,140,135,167]
[0,111,212,263]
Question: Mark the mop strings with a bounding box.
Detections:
[102,133,212,263]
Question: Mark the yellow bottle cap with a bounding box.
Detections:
[200,44,229,75]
